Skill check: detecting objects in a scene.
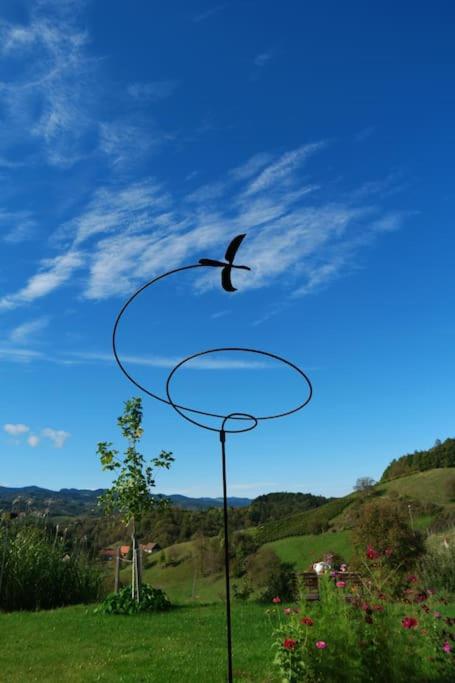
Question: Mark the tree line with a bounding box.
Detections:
[381,437,455,480]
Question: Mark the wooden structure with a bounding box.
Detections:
[300,572,320,601]
[299,571,363,601]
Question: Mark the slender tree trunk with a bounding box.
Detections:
[131,518,136,600]
[114,547,120,593]
[131,517,141,603]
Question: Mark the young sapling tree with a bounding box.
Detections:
[97,397,174,602]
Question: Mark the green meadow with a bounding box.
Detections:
[0,604,272,682]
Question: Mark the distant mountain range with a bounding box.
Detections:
[0,485,251,516]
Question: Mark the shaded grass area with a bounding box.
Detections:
[265,530,353,570]
[0,603,274,682]
[254,497,354,544]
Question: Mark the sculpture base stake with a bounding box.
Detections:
[220,428,233,682]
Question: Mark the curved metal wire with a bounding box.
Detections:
[165,348,312,433]
[113,266,313,428]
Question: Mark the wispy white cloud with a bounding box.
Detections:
[0,251,83,311]
[193,4,227,23]
[66,351,268,370]
[128,80,178,101]
[3,423,30,436]
[0,346,45,362]
[229,153,274,181]
[9,317,50,344]
[42,427,70,448]
[60,179,170,246]
[254,51,273,68]
[0,1,94,167]
[0,210,37,243]
[98,120,172,168]
[244,143,324,196]
[27,434,40,447]
[0,2,171,169]
[0,140,407,314]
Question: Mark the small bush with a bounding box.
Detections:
[246,549,298,602]
[351,499,424,570]
[96,584,171,615]
[233,580,254,601]
[419,544,455,593]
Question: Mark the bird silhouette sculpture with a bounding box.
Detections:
[199,233,251,292]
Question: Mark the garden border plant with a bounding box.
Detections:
[269,544,454,682]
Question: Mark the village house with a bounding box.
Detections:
[140,542,161,554]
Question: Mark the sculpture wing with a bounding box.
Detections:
[221,266,237,292]
[224,234,246,264]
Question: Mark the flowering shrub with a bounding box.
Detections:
[269,563,454,682]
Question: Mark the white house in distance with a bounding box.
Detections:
[140,542,160,554]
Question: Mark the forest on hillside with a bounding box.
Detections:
[381,438,455,480]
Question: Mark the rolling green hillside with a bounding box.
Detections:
[252,468,455,545]
[110,467,454,607]
[253,497,354,544]
[378,467,455,506]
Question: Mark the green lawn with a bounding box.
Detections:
[0,603,274,682]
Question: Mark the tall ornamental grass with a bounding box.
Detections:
[0,525,101,611]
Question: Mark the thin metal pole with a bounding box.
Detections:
[220,429,233,683]
[114,547,120,593]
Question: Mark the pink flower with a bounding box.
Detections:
[272,597,281,604]
[336,581,346,588]
[283,638,297,651]
[402,616,418,629]
[315,641,327,649]
[407,575,418,583]
[366,545,380,560]
[442,641,452,654]
[284,608,292,615]
[384,547,393,557]
[433,611,442,619]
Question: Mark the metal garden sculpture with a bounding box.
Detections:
[112,234,313,682]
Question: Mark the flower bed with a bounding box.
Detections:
[269,546,454,682]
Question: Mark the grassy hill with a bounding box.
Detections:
[116,540,226,605]
[264,530,353,571]
[251,468,455,546]
[377,467,455,506]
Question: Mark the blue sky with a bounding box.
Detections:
[0,0,454,498]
